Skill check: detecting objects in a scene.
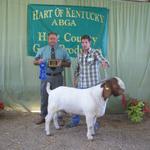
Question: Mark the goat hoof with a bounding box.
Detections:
[87,135,94,140]
[92,132,95,136]
[55,126,61,130]
[46,132,51,136]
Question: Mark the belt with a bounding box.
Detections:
[46,72,62,76]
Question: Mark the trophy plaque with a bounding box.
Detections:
[48,59,68,68]
[48,59,58,68]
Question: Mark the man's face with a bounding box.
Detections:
[81,39,91,50]
[48,34,58,47]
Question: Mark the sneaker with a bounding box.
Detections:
[66,115,80,128]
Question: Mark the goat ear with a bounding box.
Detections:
[102,84,112,100]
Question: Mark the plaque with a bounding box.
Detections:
[48,59,58,67]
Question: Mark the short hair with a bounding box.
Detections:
[48,32,57,37]
[81,35,91,42]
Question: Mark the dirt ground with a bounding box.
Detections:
[0,111,150,150]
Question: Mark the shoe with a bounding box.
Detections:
[35,117,45,125]
[66,115,80,128]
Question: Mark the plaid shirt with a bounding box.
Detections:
[74,48,109,88]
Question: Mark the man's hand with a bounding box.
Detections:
[33,59,44,65]
[72,78,78,87]
[57,60,62,67]
[101,60,109,69]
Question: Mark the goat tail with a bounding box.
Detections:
[46,82,51,94]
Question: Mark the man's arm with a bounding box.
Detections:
[60,49,71,67]
[74,63,80,79]
[61,61,71,67]
[33,59,44,65]
[94,49,110,68]
[72,53,80,87]
[72,63,79,87]
[33,48,43,65]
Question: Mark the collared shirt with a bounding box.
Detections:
[35,44,71,74]
[74,48,109,88]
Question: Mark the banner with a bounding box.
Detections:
[27,4,109,57]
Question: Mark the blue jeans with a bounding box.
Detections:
[71,115,100,129]
[71,115,80,126]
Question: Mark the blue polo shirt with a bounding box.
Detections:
[35,44,71,74]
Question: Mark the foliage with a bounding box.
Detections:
[127,100,144,123]
[125,96,150,123]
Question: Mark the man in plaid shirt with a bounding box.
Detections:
[74,47,109,88]
[67,35,109,128]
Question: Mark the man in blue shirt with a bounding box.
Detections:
[33,32,71,124]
